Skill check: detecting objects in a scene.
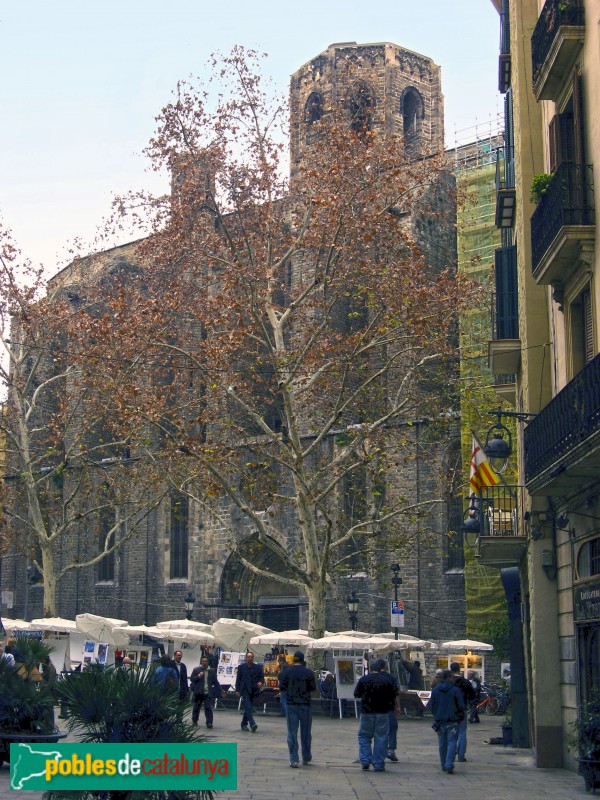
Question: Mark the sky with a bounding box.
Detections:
[0,1,502,271]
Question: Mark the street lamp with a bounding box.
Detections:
[347,591,360,631]
[184,590,196,621]
[391,563,402,640]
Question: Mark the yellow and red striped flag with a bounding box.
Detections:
[469,436,500,494]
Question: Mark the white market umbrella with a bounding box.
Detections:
[307,633,394,651]
[374,632,436,649]
[76,613,129,645]
[249,629,315,647]
[2,618,32,632]
[156,628,215,647]
[110,625,169,648]
[156,619,214,634]
[30,617,77,633]
[440,638,494,652]
[212,618,273,652]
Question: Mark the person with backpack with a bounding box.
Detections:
[450,662,476,762]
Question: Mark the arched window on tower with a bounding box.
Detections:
[401,88,424,152]
[304,92,324,125]
[346,81,376,137]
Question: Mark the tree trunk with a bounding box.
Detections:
[41,545,57,617]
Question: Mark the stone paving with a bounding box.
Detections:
[0,706,588,799]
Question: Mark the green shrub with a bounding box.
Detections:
[530,173,554,204]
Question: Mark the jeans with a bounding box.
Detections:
[192,694,214,725]
[240,690,256,728]
[388,710,398,750]
[437,721,459,770]
[457,716,467,759]
[280,691,288,717]
[286,704,312,764]
[358,713,389,770]
[468,700,480,722]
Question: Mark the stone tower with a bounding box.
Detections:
[290,41,445,178]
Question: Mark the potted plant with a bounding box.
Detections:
[0,637,61,766]
[49,663,214,800]
[570,694,600,793]
[530,172,554,204]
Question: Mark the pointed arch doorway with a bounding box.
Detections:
[220,535,304,630]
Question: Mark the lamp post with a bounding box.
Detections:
[347,591,360,631]
[184,590,196,621]
[391,563,402,640]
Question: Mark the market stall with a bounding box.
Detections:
[437,638,493,683]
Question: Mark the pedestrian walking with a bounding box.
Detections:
[235,651,264,732]
[380,661,401,762]
[278,650,316,768]
[173,649,189,702]
[428,669,465,774]
[151,654,179,689]
[467,669,482,723]
[353,658,398,772]
[450,661,476,761]
[190,655,224,728]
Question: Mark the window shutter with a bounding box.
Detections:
[583,288,594,364]
[549,113,575,173]
[573,68,586,168]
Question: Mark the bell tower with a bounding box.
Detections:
[290,41,445,178]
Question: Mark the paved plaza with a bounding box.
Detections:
[0,706,588,799]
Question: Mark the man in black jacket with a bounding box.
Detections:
[235,651,264,732]
[173,650,189,702]
[450,662,476,763]
[278,651,316,768]
[190,656,223,728]
[353,659,398,772]
[429,669,464,773]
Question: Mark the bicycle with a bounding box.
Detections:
[475,683,508,716]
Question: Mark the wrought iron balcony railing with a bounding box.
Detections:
[524,352,600,483]
[531,0,585,88]
[464,484,527,568]
[530,163,595,275]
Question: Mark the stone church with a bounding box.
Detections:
[1,42,466,641]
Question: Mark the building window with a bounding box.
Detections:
[576,536,600,581]
[401,87,424,151]
[170,494,189,579]
[304,92,324,125]
[346,81,375,136]
[97,508,116,582]
[569,285,594,377]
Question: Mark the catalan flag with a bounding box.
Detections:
[470,436,500,494]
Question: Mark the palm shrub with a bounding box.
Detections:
[44,664,214,800]
[0,637,56,734]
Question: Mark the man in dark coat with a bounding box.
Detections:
[235,651,264,732]
[450,661,476,762]
[278,651,316,768]
[172,650,189,702]
[353,659,398,772]
[429,669,465,774]
[190,655,223,728]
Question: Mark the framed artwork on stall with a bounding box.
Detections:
[139,651,149,669]
[127,651,137,663]
[337,659,355,685]
[97,644,108,665]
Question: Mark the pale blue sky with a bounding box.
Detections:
[1,1,501,270]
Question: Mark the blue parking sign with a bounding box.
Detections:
[391,600,405,628]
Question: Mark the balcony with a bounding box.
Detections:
[465,484,527,568]
[498,5,511,93]
[495,146,516,228]
[524,353,600,493]
[531,0,584,101]
[531,163,595,287]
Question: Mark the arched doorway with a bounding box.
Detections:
[219,535,304,630]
